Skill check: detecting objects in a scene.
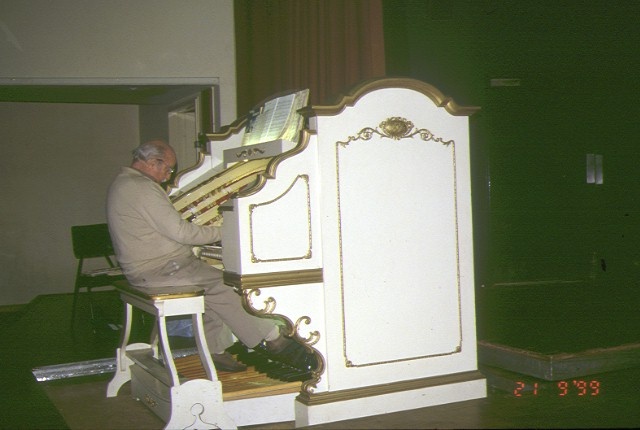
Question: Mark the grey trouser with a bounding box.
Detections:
[131,256,276,353]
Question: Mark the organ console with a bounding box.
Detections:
[167,78,487,427]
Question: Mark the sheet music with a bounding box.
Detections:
[242,89,309,146]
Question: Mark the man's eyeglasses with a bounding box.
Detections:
[154,158,175,174]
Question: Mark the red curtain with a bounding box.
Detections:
[234,0,386,115]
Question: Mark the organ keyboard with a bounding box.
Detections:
[167,78,487,427]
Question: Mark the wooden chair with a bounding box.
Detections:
[70,223,125,329]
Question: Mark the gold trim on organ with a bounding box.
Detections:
[239,284,325,394]
[305,77,480,117]
[296,370,485,406]
[223,268,323,290]
[337,117,454,147]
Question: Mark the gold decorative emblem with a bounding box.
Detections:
[337,117,454,147]
[380,117,414,139]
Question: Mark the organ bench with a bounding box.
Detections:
[106,280,236,430]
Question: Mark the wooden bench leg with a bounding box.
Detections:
[192,313,218,381]
[107,301,135,397]
[157,314,180,387]
[106,343,149,397]
[107,302,152,397]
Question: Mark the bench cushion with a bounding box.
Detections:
[113,280,205,301]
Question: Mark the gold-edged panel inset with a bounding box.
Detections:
[334,119,464,367]
[249,174,313,263]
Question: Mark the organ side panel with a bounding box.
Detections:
[295,79,486,426]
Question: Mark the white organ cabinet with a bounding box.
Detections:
[172,78,486,427]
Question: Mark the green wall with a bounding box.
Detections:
[384,0,640,289]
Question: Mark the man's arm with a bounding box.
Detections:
[139,182,222,246]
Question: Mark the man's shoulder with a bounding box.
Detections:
[111,168,153,189]
[109,168,149,200]
[108,168,168,206]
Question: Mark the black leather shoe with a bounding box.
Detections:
[265,333,295,354]
[212,351,247,373]
[262,334,318,372]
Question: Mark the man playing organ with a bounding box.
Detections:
[106,139,313,373]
